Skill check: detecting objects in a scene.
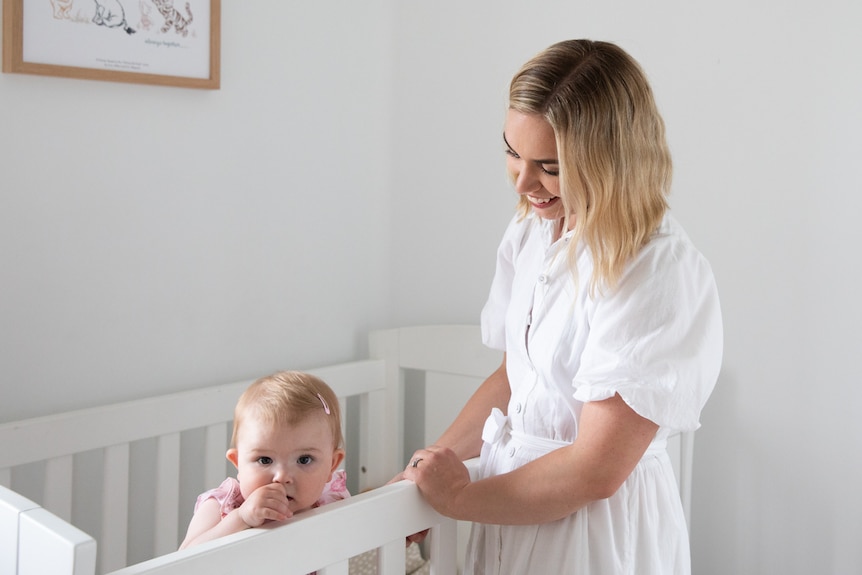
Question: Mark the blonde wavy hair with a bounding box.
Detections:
[231,371,343,451]
[510,40,672,294]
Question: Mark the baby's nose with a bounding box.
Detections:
[272,468,293,483]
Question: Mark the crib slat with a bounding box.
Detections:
[679,431,695,530]
[358,389,387,491]
[368,328,405,485]
[204,423,228,491]
[377,539,406,575]
[44,455,74,522]
[154,433,180,556]
[426,512,458,575]
[101,443,130,573]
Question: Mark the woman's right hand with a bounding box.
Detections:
[403,446,472,519]
[385,471,430,545]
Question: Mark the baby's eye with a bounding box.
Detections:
[297,455,314,465]
[504,149,520,159]
[256,457,273,465]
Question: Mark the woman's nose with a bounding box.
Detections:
[513,164,541,194]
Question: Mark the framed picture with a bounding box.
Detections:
[2,0,220,89]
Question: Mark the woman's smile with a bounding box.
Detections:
[528,195,560,207]
[504,110,564,222]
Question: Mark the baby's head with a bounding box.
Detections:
[231,371,343,451]
[227,371,345,513]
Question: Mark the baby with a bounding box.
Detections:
[180,371,348,549]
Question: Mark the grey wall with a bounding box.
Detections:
[2,1,860,573]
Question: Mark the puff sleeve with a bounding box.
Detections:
[481,214,528,351]
[572,231,723,432]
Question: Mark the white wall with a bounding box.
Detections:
[2,1,861,574]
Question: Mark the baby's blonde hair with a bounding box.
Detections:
[231,371,343,450]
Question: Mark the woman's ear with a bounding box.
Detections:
[330,448,345,473]
[226,448,239,469]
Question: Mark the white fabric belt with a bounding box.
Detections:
[509,428,570,452]
[641,439,668,458]
[482,407,668,460]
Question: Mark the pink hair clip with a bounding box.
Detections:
[317,393,331,415]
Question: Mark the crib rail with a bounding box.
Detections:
[0,359,389,573]
[1,475,464,575]
[110,479,458,575]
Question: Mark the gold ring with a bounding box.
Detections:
[411,457,423,468]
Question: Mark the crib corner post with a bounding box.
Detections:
[368,328,406,486]
[19,506,97,575]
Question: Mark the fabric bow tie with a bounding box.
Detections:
[481,407,509,444]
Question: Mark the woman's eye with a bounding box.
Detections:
[297,455,313,465]
[541,165,559,176]
[257,457,273,465]
[504,149,520,159]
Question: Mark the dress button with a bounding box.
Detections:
[538,274,547,284]
[508,447,516,457]
[514,402,522,414]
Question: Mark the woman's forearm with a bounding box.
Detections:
[434,393,659,525]
[444,443,598,524]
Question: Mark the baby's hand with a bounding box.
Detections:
[238,483,293,527]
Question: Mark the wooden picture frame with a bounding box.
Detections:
[2,0,220,89]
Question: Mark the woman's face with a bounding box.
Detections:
[504,110,563,222]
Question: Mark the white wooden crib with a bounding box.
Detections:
[0,325,695,575]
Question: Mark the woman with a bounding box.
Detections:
[403,40,723,574]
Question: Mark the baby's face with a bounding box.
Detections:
[229,413,344,513]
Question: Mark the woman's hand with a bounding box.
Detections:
[383,470,431,545]
[237,483,293,527]
[395,355,508,543]
[403,446,472,519]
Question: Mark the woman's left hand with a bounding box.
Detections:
[403,446,471,518]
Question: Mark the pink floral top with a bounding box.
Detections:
[194,470,350,517]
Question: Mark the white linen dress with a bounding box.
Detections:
[465,211,723,575]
